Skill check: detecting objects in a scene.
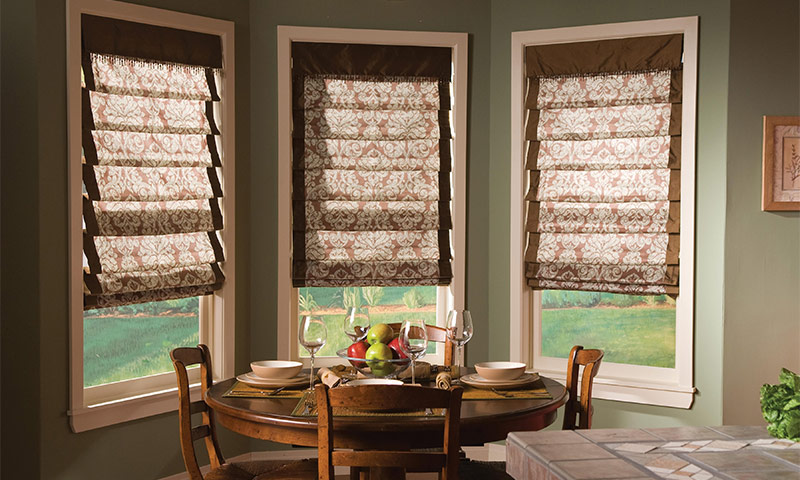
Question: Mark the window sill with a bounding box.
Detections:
[535,369,695,409]
[69,384,198,432]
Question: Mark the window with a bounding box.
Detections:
[67,0,235,432]
[277,27,468,366]
[509,18,697,408]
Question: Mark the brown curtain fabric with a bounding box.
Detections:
[81,15,223,68]
[524,35,683,296]
[291,43,453,287]
[291,42,451,78]
[81,15,226,310]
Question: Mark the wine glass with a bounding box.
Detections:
[399,319,428,384]
[343,307,370,343]
[299,315,327,398]
[446,310,474,379]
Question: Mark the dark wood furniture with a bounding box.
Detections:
[316,384,463,480]
[170,345,317,480]
[386,322,454,366]
[204,374,566,450]
[562,345,604,430]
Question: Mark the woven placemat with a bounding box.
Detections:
[290,391,445,417]
[222,381,306,399]
[461,379,552,400]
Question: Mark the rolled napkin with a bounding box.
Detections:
[317,367,342,388]
[435,372,452,390]
[397,361,431,381]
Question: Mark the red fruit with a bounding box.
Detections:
[388,337,408,360]
[347,341,369,368]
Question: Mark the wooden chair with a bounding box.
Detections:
[315,384,463,480]
[562,345,604,430]
[170,345,317,480]
[386,322,454,366]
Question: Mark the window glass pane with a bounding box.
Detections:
[298,286,438,357]
[540,290,676,368]
[83,297,200,387]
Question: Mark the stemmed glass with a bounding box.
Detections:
[446,310,474,379]
[299,315,327,397]
[399,319,428,384]
[343,307,370,343]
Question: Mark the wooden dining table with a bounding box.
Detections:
[204,373,567,453]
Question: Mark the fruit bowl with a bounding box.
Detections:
[336,348,411,379]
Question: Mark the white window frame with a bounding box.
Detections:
[67,0,236,432]
[276,26,468,367]
[509,17,697,408]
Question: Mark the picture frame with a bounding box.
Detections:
[762,116,800,211]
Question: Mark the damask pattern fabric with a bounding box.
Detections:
[87,90,215,135]
[86,165,220,202]
[534,137,673,171]
[85,199,221,236]
[524,34,683,295]
[292,59,452,286]
[90,53,215,101]
[534,201,676,234]
[82,33,225,309]
[302,138,442,171]
[89,131,218,168]
[304,201,441,231]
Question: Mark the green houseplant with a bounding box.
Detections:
[760,368,800,441]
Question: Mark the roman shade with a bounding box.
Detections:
[291,43,453,287]
[524,34,683,295]
[81,14,225,309]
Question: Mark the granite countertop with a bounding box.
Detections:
[506,426,800,480]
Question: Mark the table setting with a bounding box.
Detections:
[223,309,553,415]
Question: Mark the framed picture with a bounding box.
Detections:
[762,116,800,211]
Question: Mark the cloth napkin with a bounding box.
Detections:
[461,380,552,400]
[222,381,306,399]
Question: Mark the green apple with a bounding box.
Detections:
[365,342,395,377]
[366,323,393,345]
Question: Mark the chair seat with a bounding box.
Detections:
[204,459,317,480]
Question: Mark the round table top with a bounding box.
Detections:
[205,374,567,449]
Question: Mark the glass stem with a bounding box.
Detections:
[309,354,315,391]
[411,359,416,384]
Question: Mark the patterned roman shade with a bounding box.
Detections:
[524,34,683,295]
[81,15,226,309]
[291,43,453,287]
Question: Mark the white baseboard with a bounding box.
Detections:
[161,443,505,479]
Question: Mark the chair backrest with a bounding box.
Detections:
[171,344,225,480]
[562,345,604,430]
[386,322,454,366]
[315,384,463,480]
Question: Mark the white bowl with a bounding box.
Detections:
[474,361,527,382]
[250,360,303,379]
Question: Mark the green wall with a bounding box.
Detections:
[2,0,798,478]
[488,0,731,428]
[1,1,253,478]
[723,0,800,424]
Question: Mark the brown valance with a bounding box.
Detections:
[292,42,451,79]
[81,14,222,68]
[526,34,683,77]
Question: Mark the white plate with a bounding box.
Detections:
[460,372,539,390]
[346,379,404,387]
[236,372,308,388]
